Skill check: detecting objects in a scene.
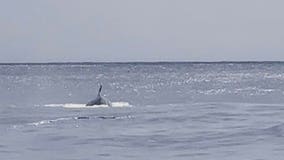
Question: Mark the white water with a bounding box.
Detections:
[44,102,132,108]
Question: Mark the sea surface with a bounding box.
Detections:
[1,62,284,160]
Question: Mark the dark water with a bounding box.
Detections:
[1,62,284,160]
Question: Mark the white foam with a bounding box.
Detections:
[29,117,72,126]
[44,102,132,109]
[111,102,132,107]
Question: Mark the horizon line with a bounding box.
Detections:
[1,60,284,65]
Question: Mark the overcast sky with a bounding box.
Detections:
[0,0,284,62]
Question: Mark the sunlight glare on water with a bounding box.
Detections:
[1,62,284,160]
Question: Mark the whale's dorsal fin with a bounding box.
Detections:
[86,84,111,106]
[98,84,102,95]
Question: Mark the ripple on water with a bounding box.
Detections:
[263,123,284,137]
[47,135,78,142]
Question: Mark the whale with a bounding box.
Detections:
[86,84,112,106]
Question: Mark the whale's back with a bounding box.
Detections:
[86,95,111,106]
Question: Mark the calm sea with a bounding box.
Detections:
[1,62,284,160]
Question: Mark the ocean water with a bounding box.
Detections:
[1,62,284,160]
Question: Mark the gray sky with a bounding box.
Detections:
[1,0,284,62]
